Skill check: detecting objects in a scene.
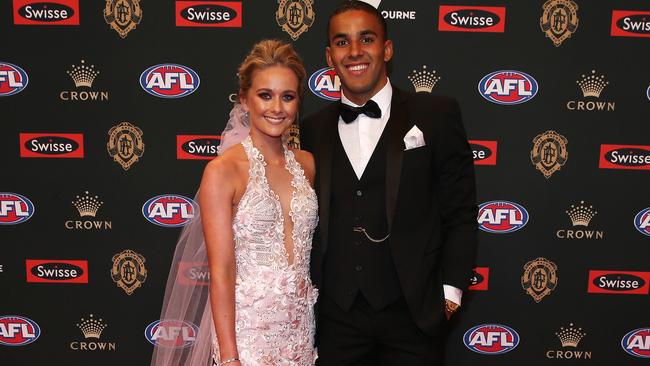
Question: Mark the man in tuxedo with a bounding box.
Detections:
[301,1,478,365]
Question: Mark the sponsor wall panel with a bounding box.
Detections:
[2,0,650,365]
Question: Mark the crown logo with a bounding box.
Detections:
[576,70,608,98]
[76,314,107,339]
[565,201,597,227]
[407,65,441,93]
[555,323,586,348]
[72,191,103,217]
[67,60,100,88]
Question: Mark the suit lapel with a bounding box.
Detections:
[317,104,339,252]
[385,88,410,231]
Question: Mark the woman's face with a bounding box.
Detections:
[241,65,299,140]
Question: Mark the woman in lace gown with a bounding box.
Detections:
[199,40,318,366]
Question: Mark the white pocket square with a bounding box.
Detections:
[403,125,425,150]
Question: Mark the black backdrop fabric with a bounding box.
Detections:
[2,0,650,365]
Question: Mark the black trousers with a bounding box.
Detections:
[316,293,444,366]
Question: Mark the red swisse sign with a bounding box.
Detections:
[611,10,650,38]
[26,259,88,283]
[438,6,506,33]
[599,144,650,170]
[175,1,242,27]
[177,262,209,286]
[177,135,220,160]
[469,140,497,165]
[468,267,489,291]
[19,133,84,158]
[588,270,650,295]
[13,0,80,25]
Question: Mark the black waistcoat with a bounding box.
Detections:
[323,127,403,311]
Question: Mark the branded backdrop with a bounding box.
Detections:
[2,0,650,365]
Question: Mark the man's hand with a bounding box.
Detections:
[445,299,459,320]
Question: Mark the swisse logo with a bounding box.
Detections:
[479,70,538,105]
[19,133,84,158]
[478,201,528,234]
[469,140,497,165]
[309,67,340,101]
[599,144,650,170]
[0,62,29,97]
[176,1,242,27]
[0,315,40,346]
[177,135,220,160]
[469,267,489,291]
[26,259,88,284]
[439,6,505,33]
[13,0,79,25]
[588,270,650,295]
[140,64,200,99]
[611,10,650,38]
[177,262,210,286]
[143,195,197,227]
[634,207,650,237]
[145,320,198,348]
[464,324,519,355]
[622,328,650,358]
[0,193,34,225]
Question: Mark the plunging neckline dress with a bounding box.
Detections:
[212,136,319,365]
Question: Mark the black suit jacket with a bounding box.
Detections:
[301,87,478,336]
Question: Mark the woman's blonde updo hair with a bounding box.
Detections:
[238,39,306,99]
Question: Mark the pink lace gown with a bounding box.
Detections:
[212,136,319,365]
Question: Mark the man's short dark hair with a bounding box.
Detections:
[326,1,388,45]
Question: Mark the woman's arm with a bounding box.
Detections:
[199,158,240,362]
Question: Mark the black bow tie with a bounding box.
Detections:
[339,99,382,123]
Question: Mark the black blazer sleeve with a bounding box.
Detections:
[431,98,478,290]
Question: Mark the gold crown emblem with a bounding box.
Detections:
[67,60,100,88]
[565,201,596,226]
[555,323,586,348]
[407,65,441,93]
[576,70,608,98]
[76,314,107,339]
[72,191,103,217]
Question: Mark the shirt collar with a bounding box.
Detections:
[340,78,393,117]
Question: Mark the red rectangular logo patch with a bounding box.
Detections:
[19,133,84,158]
[438,6,506,33]
[469,140,497,165]
[611,10,650,38]
[13,0,80,25]
[175,1,243,27]
[599,144,650,170]
[26,259,89,283]
[468,267,489,291]
[177,135,220,160]
[588,270,650,294]
[177,262,210,286]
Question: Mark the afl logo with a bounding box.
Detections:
[621,328,650,358]
[308,67,340,101]
[0,315,41,346]
[145,320,198,348]
[140,64,200,99]
[634,207,650,237]
[142,195,196,227]
[478,70,538,105]
[0,193,34,225]
[0,62,28,97]
[463,324,519,355]
[478,201,528,233]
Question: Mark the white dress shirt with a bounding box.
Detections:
[337,80,463,306]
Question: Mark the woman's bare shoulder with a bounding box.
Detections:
[203,144,248,186]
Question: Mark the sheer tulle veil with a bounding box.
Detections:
[150,103,250,366]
